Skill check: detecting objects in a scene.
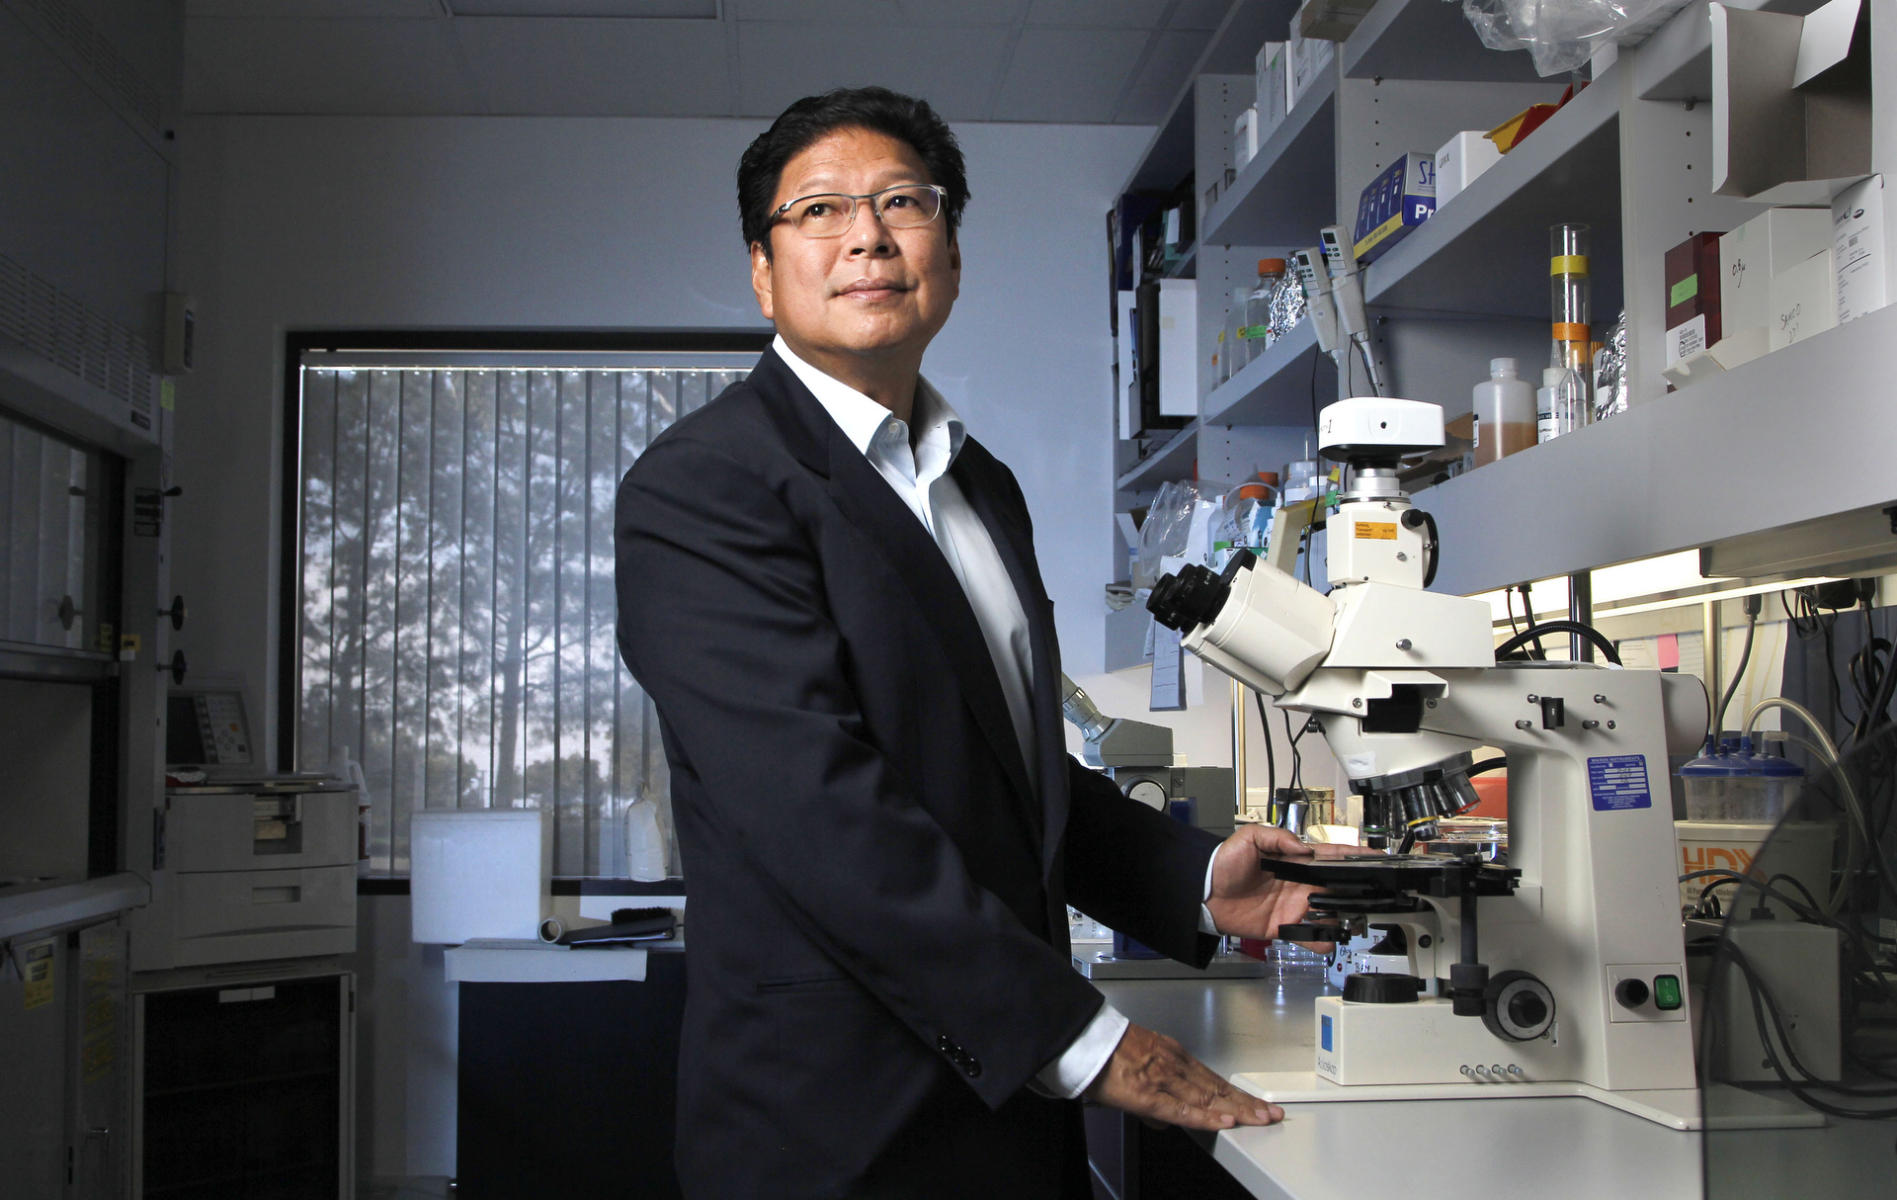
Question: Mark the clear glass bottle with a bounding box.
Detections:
[1471,357,1536,467]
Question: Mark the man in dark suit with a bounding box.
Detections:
[616,86,1324,1198]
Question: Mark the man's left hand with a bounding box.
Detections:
[1204,823,1343,941]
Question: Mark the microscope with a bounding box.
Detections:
[1148,397,1720,1128]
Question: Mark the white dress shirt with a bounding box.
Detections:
[774,336,1129,1098]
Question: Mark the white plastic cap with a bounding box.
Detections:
[1490,357,1517,377]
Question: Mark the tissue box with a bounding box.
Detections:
[411,807,553,943]
[1769,247,1838,349]
[1832,174,1888,323]
[1352,153,1436,265]
[1718,206,1831,339]
[1664,232,1724,366]
[1434,131,1503,207]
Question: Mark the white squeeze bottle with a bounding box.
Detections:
[1471,357,1536,467]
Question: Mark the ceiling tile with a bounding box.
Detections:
[991,26,1147,122]
[1025,0,1170,28]
[184,18,481,113]
[727,0,903,22]
[892,0,1033,23]
[186,1,441,15]
[1113,28,1204,123]
[453,17,728,114]
[448,1,718,14]
[734,23,1012,121]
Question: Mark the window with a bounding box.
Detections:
[288,341,759,877]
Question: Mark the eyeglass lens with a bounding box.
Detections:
[783,186,941,237]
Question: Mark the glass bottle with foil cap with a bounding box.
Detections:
[1550,224,1593,391]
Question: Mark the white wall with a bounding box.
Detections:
[174,114,1150,758]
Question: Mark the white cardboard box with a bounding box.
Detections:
[1718,206,1831,338]
[1433,130,1503,207]
[1832,173,1888,322]
[1768,246,1838,349]
[411,807,554,943]
[1255,41,1287,138]
[1157,277,1198,418]
[1287,26,1334,111]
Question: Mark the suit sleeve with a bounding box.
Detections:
[1062,755,1222,967]
[615,433,1106,1109]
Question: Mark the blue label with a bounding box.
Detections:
[1321,1013,1333,1053]
[1588,755,1652,811]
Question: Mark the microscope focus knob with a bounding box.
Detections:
[1481,970,1556,1042]
[1341,973,1423,1004]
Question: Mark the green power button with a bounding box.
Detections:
[1653,974,1683,1011]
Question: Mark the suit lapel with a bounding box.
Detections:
[954,442,1069,880]
[750,352,1038,817]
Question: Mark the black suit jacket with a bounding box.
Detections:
[615,349,1219,1198]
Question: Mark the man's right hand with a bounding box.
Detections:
[1083,1022,1283,1131]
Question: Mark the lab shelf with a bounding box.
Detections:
[1118,0,1299,194]
[1362,66,1623,316]
[1202,319,1333,427]
[1201,70,1338,249]
[1631,0,1719,101]
[1117,418,1201,493]
[1418,303,1897,596]
[1341,0,1548,82]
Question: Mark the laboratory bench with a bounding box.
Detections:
[1095,965,1894,1200]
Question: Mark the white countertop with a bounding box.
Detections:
[0,871,148,940]
[1096,964,1893,1200]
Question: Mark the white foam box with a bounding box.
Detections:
[1433,131,1503,208]
[1255,41,1287,139]
[1717,206,1831,338]
[1233,105,1260,172]
[1767,246,1838,350]
[1287,24,1334,111]
[411,807,554,943]
[1832,173,1888,323]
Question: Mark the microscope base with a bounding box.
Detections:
[1234,1071,1824,1131]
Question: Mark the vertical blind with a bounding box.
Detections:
[295,353,751,876]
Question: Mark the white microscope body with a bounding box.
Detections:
[1147,397,1712,1127]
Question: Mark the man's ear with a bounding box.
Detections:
[749,241,774,321]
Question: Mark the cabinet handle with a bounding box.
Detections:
[58,594,81,630]
[158,595,187,630]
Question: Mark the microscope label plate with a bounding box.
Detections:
[1586,755,1652,812]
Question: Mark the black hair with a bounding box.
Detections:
[737,86,969,254]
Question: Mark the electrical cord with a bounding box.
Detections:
[1254,690,1276,795]
[1494,620,1622,665]
[1283,709,1305,793]
[1518,585,1544,659]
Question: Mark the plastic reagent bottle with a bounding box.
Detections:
[1536,365,1589,444]
[1471,357,1536,466]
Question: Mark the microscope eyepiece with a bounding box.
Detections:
[1147,563,1230,633]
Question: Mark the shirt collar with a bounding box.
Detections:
[773,334,965,470]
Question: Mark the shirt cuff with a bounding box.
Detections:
[1198,841,1220,935]
[1034,1002,1130,1099]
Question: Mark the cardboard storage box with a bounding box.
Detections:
[1664,232,1724,365]
[1711,0,1871,203]
[1434,130,1502,208]
[1718,206,1831,340]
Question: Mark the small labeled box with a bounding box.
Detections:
[1233,106,1260,172]
[1769,247,1837,350]
[1664,232,1724,366]
[1433,130,1502,208]
[1352,153,1436,265]
[1718,206,1831,340]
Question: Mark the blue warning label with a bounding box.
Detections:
[1587,755,1652,811]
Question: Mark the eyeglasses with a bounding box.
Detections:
[769,184,947,239]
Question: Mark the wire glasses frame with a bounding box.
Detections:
[769,183,947,239]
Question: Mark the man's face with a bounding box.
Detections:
[750,126,961,392]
